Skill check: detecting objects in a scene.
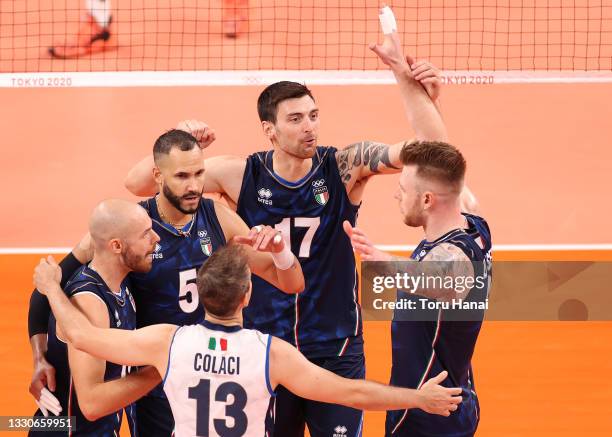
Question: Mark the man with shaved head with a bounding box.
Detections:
[30,199,161,436]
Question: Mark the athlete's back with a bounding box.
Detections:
[163,321,274,437]
[386,213,492,437]
[33,265,137,437]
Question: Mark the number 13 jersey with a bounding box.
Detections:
[163,320,274,437]
[237,147,363,359]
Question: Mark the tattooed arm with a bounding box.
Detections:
[344,222,475,302]
[367,244,475,303]
[336,140,402,190]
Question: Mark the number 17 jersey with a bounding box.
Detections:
[237,146,363,359]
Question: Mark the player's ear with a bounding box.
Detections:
[261,121,275,139]
[242,282,252,308]
[153,165,163,187]
[422,191,435,211]
[109,238,122,254]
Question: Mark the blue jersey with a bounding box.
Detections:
[44,266,138,436]
[237,146,362,358]
[130,197,226,399]
[131,197,226,328]
[386,213,492,437]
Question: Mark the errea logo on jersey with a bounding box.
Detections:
[333,425,347,436]
[257,187,273,206]
[312,179,329,205]
[153,242,164,260]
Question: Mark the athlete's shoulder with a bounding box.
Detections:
[138,197,156,215]
[64,266,105,297]
[464,213,492,244]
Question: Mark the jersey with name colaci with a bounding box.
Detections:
[45,265,138,436]
[237,146,362,358]
[386,213,492,436]
[163,320,273,437]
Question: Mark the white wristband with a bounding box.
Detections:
[379,6,397,35]
[272,244,295,270]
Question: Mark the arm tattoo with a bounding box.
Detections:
[337,141,401,185]
[422,244,474,301]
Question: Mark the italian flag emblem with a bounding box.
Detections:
[200,237,213,256]
[208,337,228,351]
[313,186,329,205]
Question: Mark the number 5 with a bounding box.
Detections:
[179,269,199,313]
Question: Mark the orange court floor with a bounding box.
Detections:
[1,81,611,435]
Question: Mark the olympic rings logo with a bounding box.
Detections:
[312,179,325,187]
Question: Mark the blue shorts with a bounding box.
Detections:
[268,352,365,437]
[385,388,479,437]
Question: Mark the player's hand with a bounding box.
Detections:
[343,221,392,261]
[233,225,285,254]
[409,57,441,102]
[33,256,62,296]
[417,371,462,416]
[370,30,410,72]
[30,358,61,416]
[73,232,94,263]
[176,120,216,149]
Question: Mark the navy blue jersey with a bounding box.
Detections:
[130,197,226,328]
[386,213,492,437]
[130,197,226,400]
[43,265,138,436]
[237,146,362,358]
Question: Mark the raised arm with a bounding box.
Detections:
[336,31,448,194]
[213,201,305,294]
[33,257,176,377]
[270,337,461,414]
[67,294,161,421]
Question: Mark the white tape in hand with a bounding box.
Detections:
[379,6,397,35]
[38,387,62,416]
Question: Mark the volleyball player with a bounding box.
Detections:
[29,199,161,436]
[48,0,249,58]
[344,140,491,436]
[34,243,463,437]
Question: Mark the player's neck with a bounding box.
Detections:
[89,255,129,293]
[423,208,466,242]
[271,147,313,182]
[156,194,192,227]
[204,312,243,328]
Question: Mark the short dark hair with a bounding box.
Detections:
[196,244,251,318]
[399,140,466,191]
[153,129,199,163]
[257,81,315,123]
